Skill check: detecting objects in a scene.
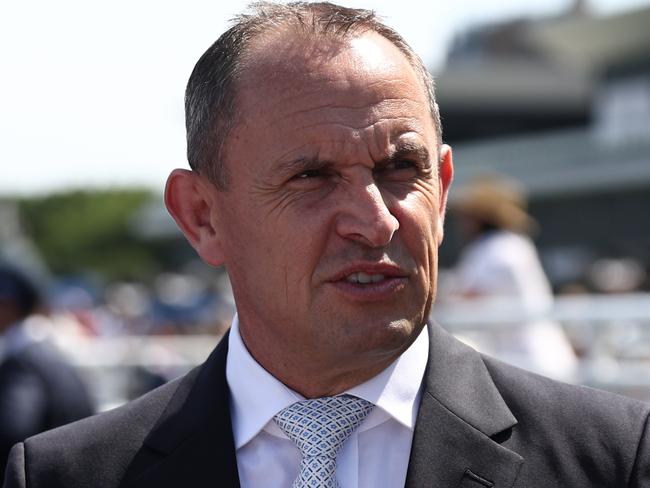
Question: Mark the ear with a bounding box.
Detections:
[436,144,454,244]
[164,169,226,267]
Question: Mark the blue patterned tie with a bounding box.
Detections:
[274,395,374,488]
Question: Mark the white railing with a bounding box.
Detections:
[51,293,650,409]
[433,292,650,401]
[434,293,650,326]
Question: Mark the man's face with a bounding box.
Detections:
[205,32,452,381]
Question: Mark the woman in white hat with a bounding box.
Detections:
[447,174,577,381]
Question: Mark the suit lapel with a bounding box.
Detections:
[118,322,523,487]
[405,323,524,487]
[121,332,240,488]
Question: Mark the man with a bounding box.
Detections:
[0,266,94,483]
[4,2,650,487]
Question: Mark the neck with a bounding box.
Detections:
[238,325,405,399]
[273,359,396,399]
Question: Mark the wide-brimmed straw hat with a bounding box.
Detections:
[450,174,538,234]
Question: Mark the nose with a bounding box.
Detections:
[335,182,399,247]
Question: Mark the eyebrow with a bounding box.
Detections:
[276,156,332,176]
[382,141,431,166]
[276,141,432,174]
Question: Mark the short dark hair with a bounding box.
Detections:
[0,266,41,318]
[185,1,442,189]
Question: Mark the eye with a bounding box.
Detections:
[376,159,418,179]
[293,169,325,180]
[388,160,416,171]
[286,167,335,191]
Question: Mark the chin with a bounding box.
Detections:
[351,317,423,358]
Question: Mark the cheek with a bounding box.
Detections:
[264,212,330,283]
[398,191,441,239]
[394,192,441,287]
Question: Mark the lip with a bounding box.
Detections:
[326,262,409,302]
[328,262,408,282]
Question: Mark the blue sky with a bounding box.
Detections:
[2,0,649,195]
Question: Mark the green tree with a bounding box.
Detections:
[18,189,159,281]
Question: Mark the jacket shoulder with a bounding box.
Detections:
[18,369,197,488]
[482,355,650,486]
[483,354,650,424]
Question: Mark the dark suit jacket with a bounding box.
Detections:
[4,323,650,487]
[0,341,94,483]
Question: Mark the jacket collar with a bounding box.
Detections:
[405,322,523,487]
[121,331,240,488]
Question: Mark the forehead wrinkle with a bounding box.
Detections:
[264,143,315,170]
[261,72,427,115]
[268,98,427,136]
[293,116,422,137]
[363,78,427,102]
[274,97,425,123]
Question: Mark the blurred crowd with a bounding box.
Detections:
[0,263,238,478]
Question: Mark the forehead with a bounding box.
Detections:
[226,31,436,168]
[240,29,426,108]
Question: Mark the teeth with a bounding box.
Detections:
[345,272,386,284]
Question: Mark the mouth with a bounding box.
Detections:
[344,272,387,284]
[328,263,409,302]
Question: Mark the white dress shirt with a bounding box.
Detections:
[226,315,429,488]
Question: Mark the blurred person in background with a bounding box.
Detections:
[447,174,577,380]
[4,3,650,488]
[0,266,94,482]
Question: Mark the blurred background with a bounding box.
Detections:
[1,0,649,417]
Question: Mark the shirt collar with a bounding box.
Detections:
[347,325,428,430]
[226,314,429,449]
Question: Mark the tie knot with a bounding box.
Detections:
[274,395,374,459]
